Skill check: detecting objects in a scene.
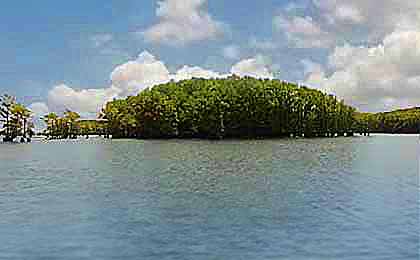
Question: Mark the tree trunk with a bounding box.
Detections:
[23,119,27,138]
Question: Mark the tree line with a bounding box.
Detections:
[355,107,420,134]
[100,77,358,139]
[43,111,108,139]
[0,94,34,142]
[5,79,418,142]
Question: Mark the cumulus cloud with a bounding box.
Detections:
[45,51,274,117]
[304,30,420,112]
[274,15,335,48]
[171,65,223,81]
[34,48,240,126]
[231,56,274,79]
[28,102,50,131]
[142,0,224,45]
[47,84,121,116]
[110,51,171,96]
[46,51,173,116]
[263,0,419,111]
[333,5,364,24]
[275,15,322,36]
[29,102,49,116]
[272,0,420,50]
[313,0,420,37]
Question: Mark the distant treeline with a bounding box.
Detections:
[5,78,417,142]
[355,108,420,134]
[101,77,357,139]
[43,111,108,139]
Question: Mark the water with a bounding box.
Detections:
[0,135,418,260]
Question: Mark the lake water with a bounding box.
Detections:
[0,135,418,260]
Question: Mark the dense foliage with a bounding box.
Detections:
[101,77,357,139]
[4,80,418,142]
[0,94,34,142]
[43,110,109,139]
[78,120,109,137]
[43,110,80,139]
[355,108,420,134]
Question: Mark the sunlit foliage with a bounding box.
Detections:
[355,108,420,134]
[0,94,34,142]
[101,77,357,139]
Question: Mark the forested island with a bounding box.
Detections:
[101,77,357,139]
[356,107,420,134]
[1,78,419,142]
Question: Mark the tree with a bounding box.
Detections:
[11,103,33,142]
[42,110,83,139]
[64,110,81,139]
[0,94,16,141]
[43,112,59,138]
[0,95,34,142]
[101,78,357,139]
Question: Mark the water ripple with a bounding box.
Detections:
[0,136,418,260]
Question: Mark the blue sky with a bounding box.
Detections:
[1,0,419,120]
[0,1,286,98]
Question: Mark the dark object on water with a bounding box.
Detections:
[3,136,13,142]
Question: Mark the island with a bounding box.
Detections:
[1,78,419,141]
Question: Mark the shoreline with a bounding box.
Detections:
[1,133,419,144]
[369,133,419,137]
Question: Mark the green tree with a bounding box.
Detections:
[0,94,16,141]
[11,103,33,142]
[64,110,81,139]
[43,112,59,138]
[101,78,358,139]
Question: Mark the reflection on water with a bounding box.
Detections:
[0,136,418,259]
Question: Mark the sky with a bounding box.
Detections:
[1,0,420,126]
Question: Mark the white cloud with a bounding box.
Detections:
[272,0,420,51]
[231,56,274,79]
[28,102,50,131]
[274,15,322,36]
[171,65,223,81]
[334,5,364,24]
[29,102,49,116]
[110,51,171,96]
[313,0,420,40]
[274,15,335,48]
[142,0,224,45]
[304,30,420,112]
[46,51,170,117]
[45,51,278,117]
[47,84,120,116]
[222,45,240,60]
[264,0,420,111]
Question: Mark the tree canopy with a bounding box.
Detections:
[0,94,34,142]
[355,108,420,134]
[101,77,357,139]
[43,110,109,139]
[4,78,418,142]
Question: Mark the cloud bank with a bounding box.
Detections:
[33,51,273,119]
[27,0,420,121]
[272,0,420,112]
